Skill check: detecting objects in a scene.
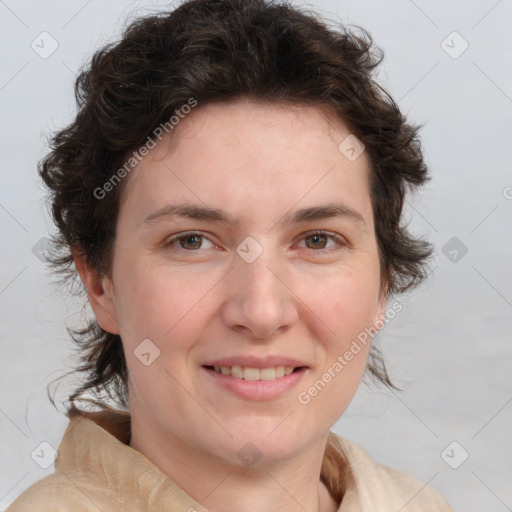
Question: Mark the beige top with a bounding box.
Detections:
[8,410,454,511]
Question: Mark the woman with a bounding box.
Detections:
[8,0,454,510]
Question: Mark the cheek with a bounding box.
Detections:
[306,270,380,345]
[113,260,217,361]
[297,278,375,420]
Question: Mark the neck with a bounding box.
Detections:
[129,417,338,512]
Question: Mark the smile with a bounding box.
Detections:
[204,365,301,381]
[201,365,308,400]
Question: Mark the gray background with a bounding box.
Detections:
[1,1,511,510]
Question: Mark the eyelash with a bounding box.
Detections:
[164,230,346,255]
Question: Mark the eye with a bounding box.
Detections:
[163,230,346,254]
[164,232,215,252]
[298,231,346,253]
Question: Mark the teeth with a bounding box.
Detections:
[211,365,298,381]
[275,365,285,378]
[243,367,260,381]
[231,365,243,379]
[260,368,275,380]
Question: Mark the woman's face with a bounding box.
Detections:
[97,98,386,465]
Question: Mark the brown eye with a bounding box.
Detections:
[298,231,346,254]
[304,233,329,249]
[165,232,214,252]
[179,234,203,250]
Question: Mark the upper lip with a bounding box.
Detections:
[202,355,308,369]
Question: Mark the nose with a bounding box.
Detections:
[220,247,299,340]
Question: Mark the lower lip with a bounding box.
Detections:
[201,366,308,401]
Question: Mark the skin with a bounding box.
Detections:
[74,98,387,512]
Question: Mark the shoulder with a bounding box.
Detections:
[373,463,453,511]
[6,412,133,512]
[325,432,454,511]
[6,473,96,512]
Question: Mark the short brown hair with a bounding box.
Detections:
[41,0,432,410]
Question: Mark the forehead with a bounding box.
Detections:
[149,98,361,162]
[119,98,374,229]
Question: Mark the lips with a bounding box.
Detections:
[201,362,308,400]
[204,365,298,381]
[202,355,308,369]
[201,356,308,381]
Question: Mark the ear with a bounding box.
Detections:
[71,247,120,335]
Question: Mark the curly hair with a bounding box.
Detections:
[40,0,433,411]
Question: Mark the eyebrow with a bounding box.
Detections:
[142,202,366,229]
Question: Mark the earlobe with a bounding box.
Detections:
[71,247,120,335]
